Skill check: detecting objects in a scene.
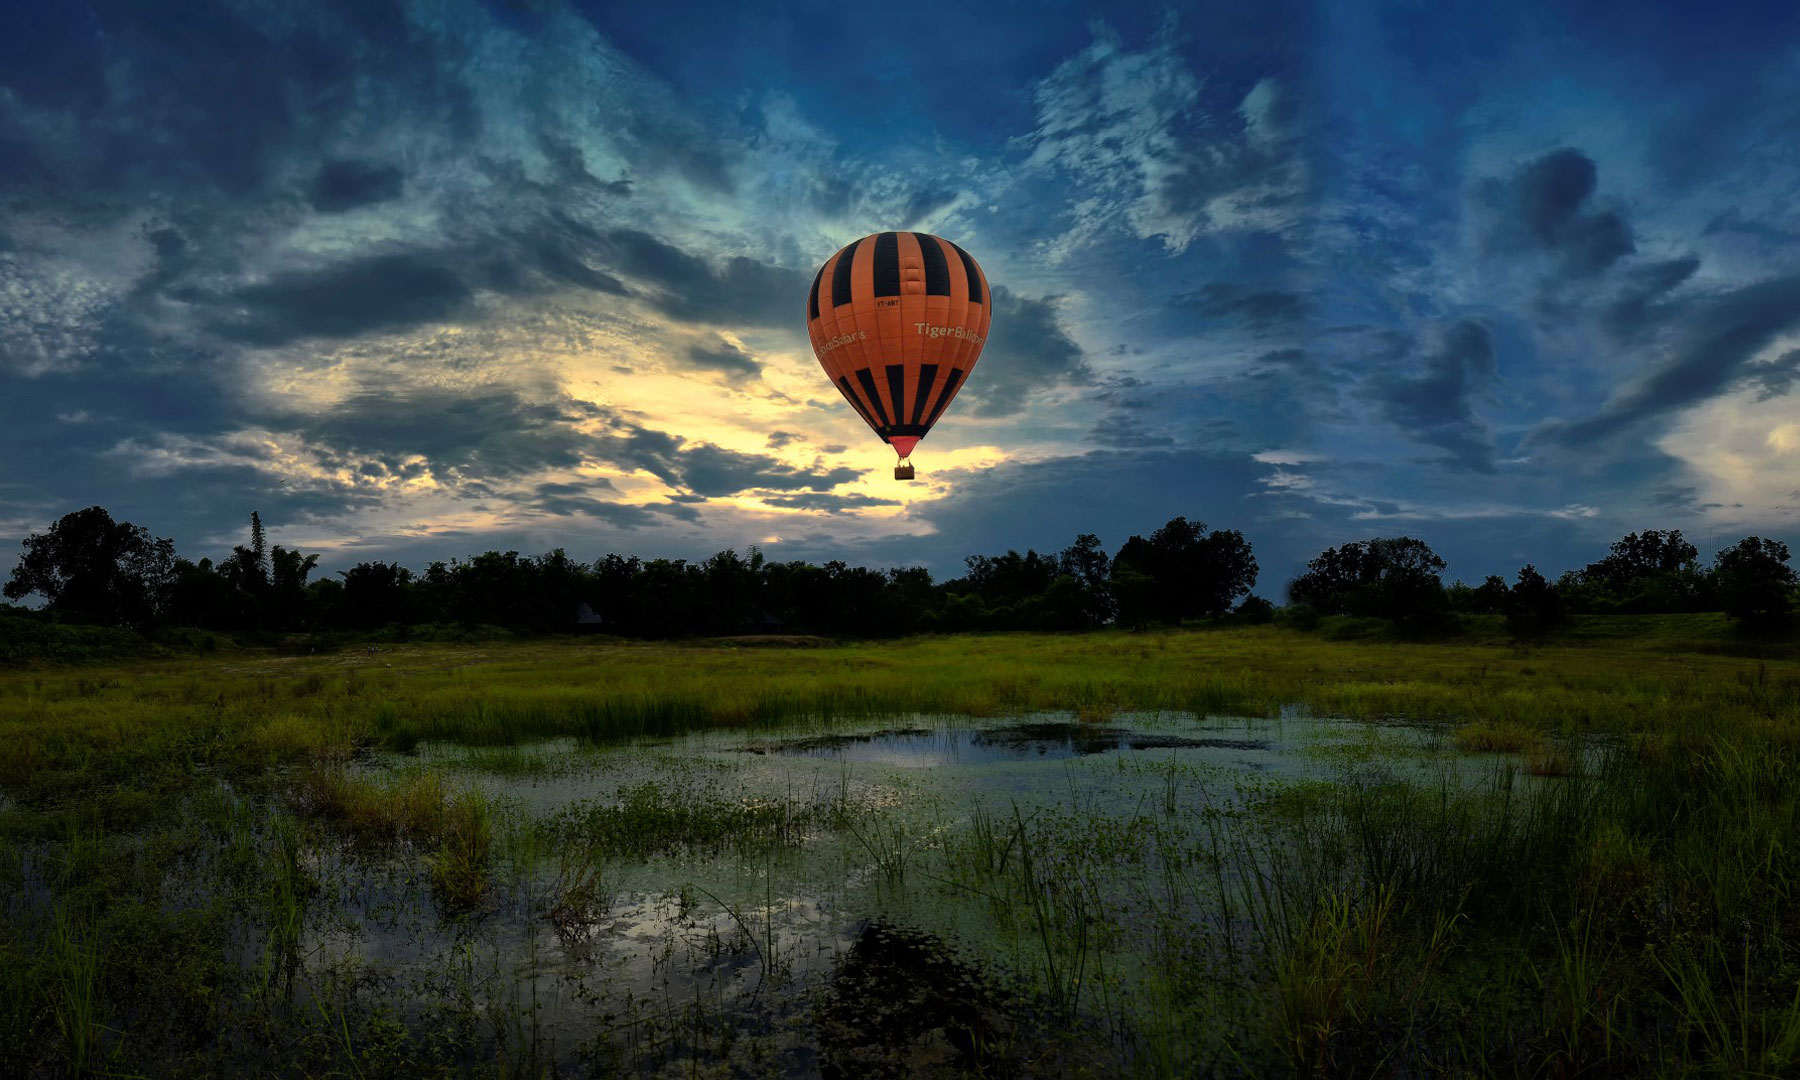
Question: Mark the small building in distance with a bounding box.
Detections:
[574,602,604,634]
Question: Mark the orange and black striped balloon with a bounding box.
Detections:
[805,232,991,466]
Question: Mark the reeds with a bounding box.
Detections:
[427,791,494,913]
[257,812,310,994]
[299,764,449,837]
[49,905,101,1076]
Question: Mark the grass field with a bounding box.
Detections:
[1,618,1798,1076]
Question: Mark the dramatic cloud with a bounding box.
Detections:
[1747,349,1800,401]
[1370,320,1498,472]
[3,0,1797,584]
[0,247,119,374]
[600,230,806,329]
[896,188,963,229]
[1478,148,1635,278]
[528,480,692,528]
[211,254,475,345]
[1534,274,1800,448]
[1090,413,1174,448]
[516,224,631,296]
[686,339,763,381]
[762,492,901,513]
[273,384,608,483]
[962,286,1090,417]
[594,425,860,498]
[1172,284,1310,331]
[1021,26,1305,255]
[676,445,859,497]
[910,448,1268,557]
[1601,256,1701,340]
[308,159,406,212]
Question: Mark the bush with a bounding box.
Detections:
[1234,596,1276,625]
[1276,605,1320,631]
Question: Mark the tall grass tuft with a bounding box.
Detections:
[49,905,102,1076]
[258,812,311,995]
[428,790,494,913]
[300,764,448,837]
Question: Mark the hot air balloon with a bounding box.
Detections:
[805,232,991,480]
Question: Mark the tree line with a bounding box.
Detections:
[1287,528,1798,634]
[0,507,1257,638]
[3,508,1795,639]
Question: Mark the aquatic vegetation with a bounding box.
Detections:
[299,762,451,837]
[256,812,310,994]
[49,906,103,1077]
[427,791,494,913]
[544,777,852,860]
[1452,718,1539,753]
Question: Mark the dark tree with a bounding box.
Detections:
[336,562,416,629]
[883,566,936,634]
[1192,528,1259,617]
[250,511,267,581]
[1711,537,1797,632]
[268,546,321,630]
[592,554,645,633]
[1578,529,1706,612]
[1107,560,1160,629]
[957,550,1061,611]
[1030,575,1093,630]
[632,559,706,637]
[221,512,271,597]
[1471,575,1511,614]
[763,559,833,633]
[1586,529,1698,582]
[1505,564,1566,637]
[935,591,990,632]
[1287,536,1449,629]
[1110,517,1258,625]
[702,549,759,633]
[820,560,899,637]
[1287,540,1370,612]
[3,507,178,628]
[165,557,234,629]
[1056,533,1114,627]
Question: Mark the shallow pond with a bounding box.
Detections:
[264,709,1555,1074]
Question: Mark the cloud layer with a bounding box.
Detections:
[2,0,1798,588]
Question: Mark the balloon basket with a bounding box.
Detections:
[894,463,916,481]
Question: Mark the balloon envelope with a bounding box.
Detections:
[805,232,990,463]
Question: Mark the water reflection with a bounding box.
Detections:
[759,722,1270,767]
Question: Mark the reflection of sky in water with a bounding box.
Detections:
[358,711,1507,815]
[769,723,1273,767]
[303,710,1568,1072]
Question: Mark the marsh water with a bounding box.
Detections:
[180,708,1555,1075]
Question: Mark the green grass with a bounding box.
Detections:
[0,618,1798,1075]
[1,619,1794,797]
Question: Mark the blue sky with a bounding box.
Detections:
[3,0,1798,594]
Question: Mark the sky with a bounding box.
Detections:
[3,0,1799,594]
